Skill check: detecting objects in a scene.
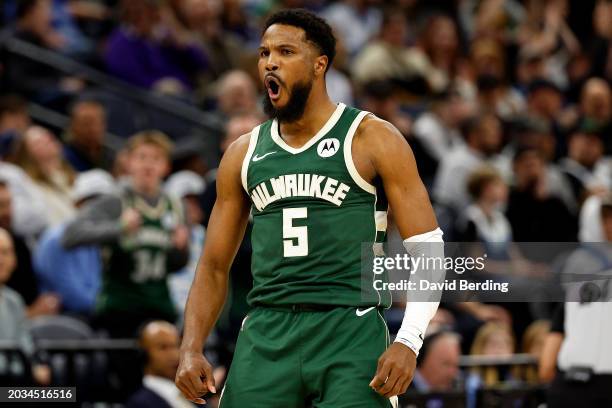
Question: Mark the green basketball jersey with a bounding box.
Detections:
[243,103,391,308]
[97,188,183,321]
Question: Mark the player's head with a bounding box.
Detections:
[259,9,336,122]
[0,228,16,285]
[126,130,173,194]
[138,320,180,380]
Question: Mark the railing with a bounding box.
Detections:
[0,36,223,134]
[28,102,124,152]
[0,34,226,168]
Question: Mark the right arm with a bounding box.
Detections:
[61,195,123,248]
[175,134,251,403]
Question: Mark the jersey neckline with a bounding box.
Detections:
[270,103,346,155]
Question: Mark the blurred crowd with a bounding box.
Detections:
[1,0,612,405]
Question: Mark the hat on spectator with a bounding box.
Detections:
[527,78,562,95]
[165,170,206,199]
[71,169,117,202]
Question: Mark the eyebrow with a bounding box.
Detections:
[258,42,299,51]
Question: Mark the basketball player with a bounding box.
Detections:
[176,9,444,407]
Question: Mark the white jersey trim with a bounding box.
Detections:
[241,125,261,193]
[343,111,376,195]
[270,103,346,154]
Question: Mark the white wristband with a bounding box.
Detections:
[394,228,444,356]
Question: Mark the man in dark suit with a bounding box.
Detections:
[126,321,193,408]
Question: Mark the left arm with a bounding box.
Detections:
[353,116,442,398]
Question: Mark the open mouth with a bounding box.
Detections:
[265,76,282,101]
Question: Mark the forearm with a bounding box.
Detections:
[62,221,121,248]
[180,263,229,353]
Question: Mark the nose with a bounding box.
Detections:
[265,55,279,72]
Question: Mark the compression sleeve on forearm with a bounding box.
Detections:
[394,227,445,356]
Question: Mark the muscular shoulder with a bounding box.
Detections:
[353,114,413,169]
[224,132,252,164]
[216,132,253,194]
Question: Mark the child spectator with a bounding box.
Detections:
[62,131,189,337]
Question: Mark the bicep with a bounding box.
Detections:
[370,122,438,238]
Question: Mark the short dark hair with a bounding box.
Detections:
[16,0,40,20]
[263,9,336,72]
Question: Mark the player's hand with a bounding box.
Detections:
[370,342,416,398]
[120,208,142,234]
[176,350,216,405]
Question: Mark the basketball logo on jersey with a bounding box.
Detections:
[317,138,340,158]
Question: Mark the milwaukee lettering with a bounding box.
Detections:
[250,174,350,211]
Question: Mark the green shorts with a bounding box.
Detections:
[219,306,398,408]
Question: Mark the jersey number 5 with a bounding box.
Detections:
[283,207,308,257]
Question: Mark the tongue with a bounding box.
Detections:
[268,86,280,99]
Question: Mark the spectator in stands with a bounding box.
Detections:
[126,321,192,408]
[181,0,243,82]
[104,0,208,94]
[0,160,48,238]
[559,127,609,204]
[459,166,512,258]
[33,170,117,318]
[415,15,462,92]
[526,79,564,141]
[9,0,67,53]
[164,170,206,323]
[214,70,259,119]
[352,9,446,93]
[591,0,612,81]
[411,330,462,392]
[320,0,382,57]
[0,179,60,318]
[63,100,115,172]
[2,0,85,100]
[517,0,580,87]
[13,126,76,225]
[433,113,505,212]
[565,78,612,153]
[0,94,30,158]
[469,322,516,384]
[578,78,611,130]
[413,90,473,187]
[62,131,189,338]
[465,322,517,408]
[510,116,576,210]
[0,228,51,386]
[522,320,550,383]
[506,147,577,242]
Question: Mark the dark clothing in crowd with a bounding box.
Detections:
[5,233,39,305]
[104,28,208,90]
[506,189,577,243]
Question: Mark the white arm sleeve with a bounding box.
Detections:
[394,227,444,356]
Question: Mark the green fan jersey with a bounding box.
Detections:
[97,188,184,321]
[243,103,391,308]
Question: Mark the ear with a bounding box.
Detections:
[314,55,328,77]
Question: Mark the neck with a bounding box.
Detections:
[477,199,497,216]
[132,181,159,198]
[278,91,336,140]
